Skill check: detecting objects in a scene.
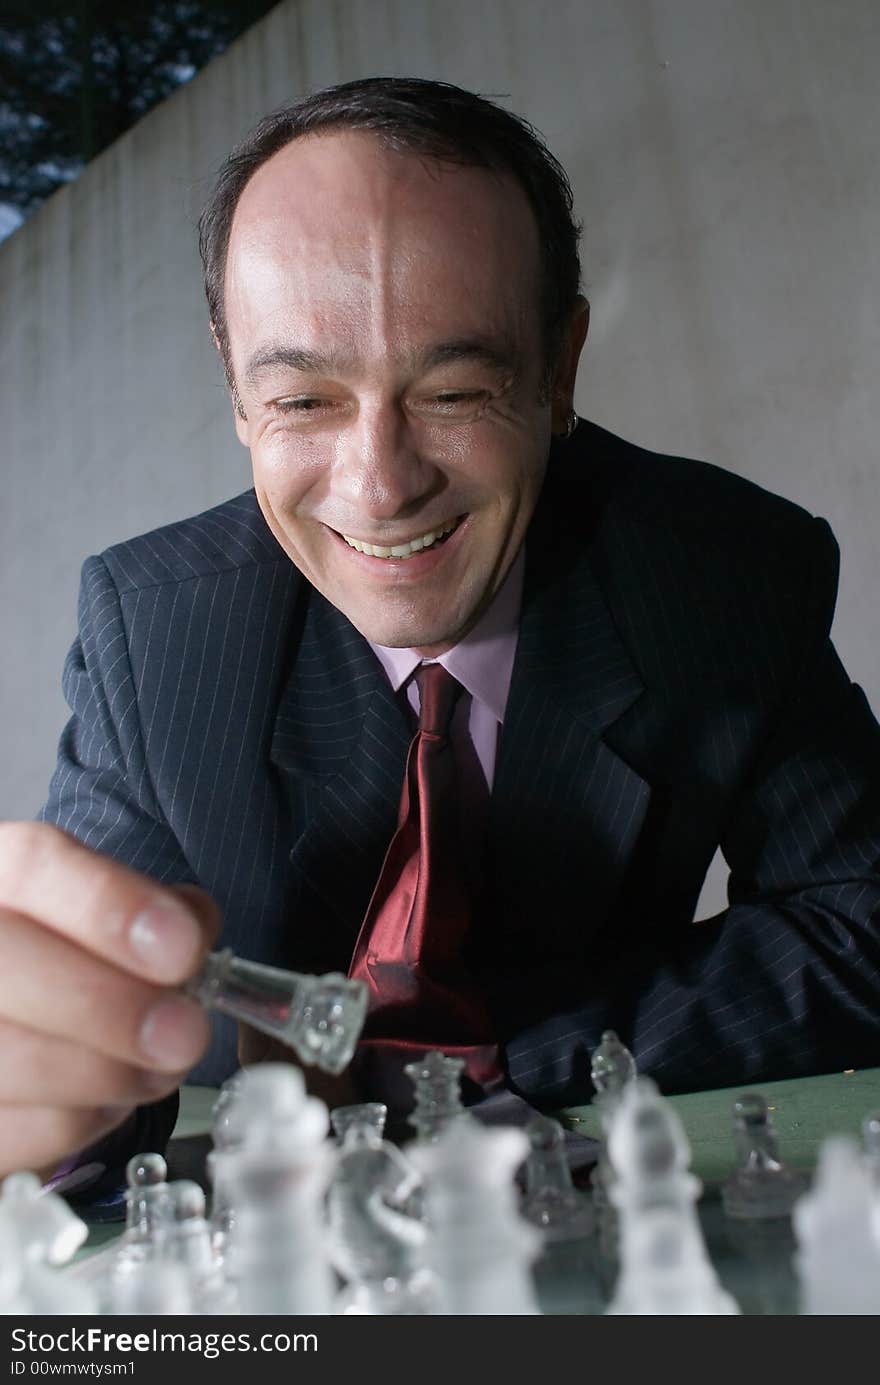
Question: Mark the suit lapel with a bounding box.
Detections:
[489,478,651,955]
[269,589,412,962]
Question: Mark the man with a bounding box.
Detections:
[1,77,878,1181]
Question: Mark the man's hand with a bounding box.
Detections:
[0,822,218,1179]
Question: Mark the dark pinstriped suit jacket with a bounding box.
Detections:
[41,420,880,1107]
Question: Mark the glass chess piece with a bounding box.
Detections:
[721,1092,809,1219]
[793,1134,880,1314]
[863,1110,880,1186]
[112,1153,173,1276]
[0,1171,96,1313]
[331,1102,388,1144]
[186,949,368,1074]
[161,1180,235,1313]
[589,1029,637,1259]
[521,1115,599,1316]
[405,1050,469,1143]
[605,1077,740,1315]
[408,1119,543,1315]
[521,1115,595,1240]
[220,1063,336,1315]
[207,1073,246,1264]
[327,1105,433,1314]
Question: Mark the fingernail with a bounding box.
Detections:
[129,901,202,981]
[139,995,208,1070]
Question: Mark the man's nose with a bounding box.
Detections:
[331,401,437,519]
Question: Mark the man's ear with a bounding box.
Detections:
[550,296,590,433]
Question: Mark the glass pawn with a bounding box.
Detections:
[521,1115,595,1240]
[409,1120,543,1314]
[721,1092,808,1219]
[327,1107,433,1314]
[605,1078,740,1315]
[161,1180,234,1313]
[186,949,368,1074]
[405,1050,468,1143]
[112,1153,173,1276]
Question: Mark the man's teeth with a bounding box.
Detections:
[342,521,457,559]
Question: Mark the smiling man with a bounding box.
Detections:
[1,77,879,1179]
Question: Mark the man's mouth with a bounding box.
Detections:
[340,518,462,560]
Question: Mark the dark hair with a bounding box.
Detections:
[198,76,581,402]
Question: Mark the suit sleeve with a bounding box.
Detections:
[505,519,880,1105]
[39,554,195,1175]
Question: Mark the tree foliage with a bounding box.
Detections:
[0,0,279,217]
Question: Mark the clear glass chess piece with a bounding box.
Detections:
[405,1050,469,1143]
[521,1115,595,1240]
[186,949,368,1074]
[162,1180,235,1313]
[112,1153,173,1275]
[327,1112,433,1314]
[721,1092,809,1219]
[521,1115,599,1316]
[207,1073,246,1264]
[589,1030,637,1260]
[863,1110,880,1185]
[331,1103,388,1143]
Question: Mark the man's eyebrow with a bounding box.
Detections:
[243,346,353,388]
[242,338,518,390]
[420,338,517,373]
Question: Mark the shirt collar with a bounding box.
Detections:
[368,546,524,723]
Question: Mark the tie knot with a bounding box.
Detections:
[415,663,461,737]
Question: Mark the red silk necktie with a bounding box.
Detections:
[349,663,500,1086]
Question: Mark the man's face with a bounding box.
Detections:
[223,131,586,653]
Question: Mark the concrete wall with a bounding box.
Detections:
[2,0,878,916]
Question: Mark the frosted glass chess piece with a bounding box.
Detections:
[863,1111,880,1249]
[327,1105,433,1314]
[0,1171,96,1313]
[605,1078,740,1315]
[405,1050,469,1143]
[186,949,368,1074]
[222,1063,335,1315]
[0,1217,28,1314]
[721,1092,809,1219]
[793,1134,880,1314]
[589,1030,637,1257]
[409,1119,542,1315]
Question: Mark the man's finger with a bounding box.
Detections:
[0,906,210,1072]
[0,1105,136,1182]
[0,1016,184,1107]
[0,822,211,984]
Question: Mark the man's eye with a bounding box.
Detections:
[420,391,489,416]
[274,397,326,414]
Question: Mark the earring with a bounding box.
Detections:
[560,409,578,441]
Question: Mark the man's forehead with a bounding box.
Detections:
[227,128,538,263]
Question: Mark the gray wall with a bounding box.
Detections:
[2,0,878,921]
